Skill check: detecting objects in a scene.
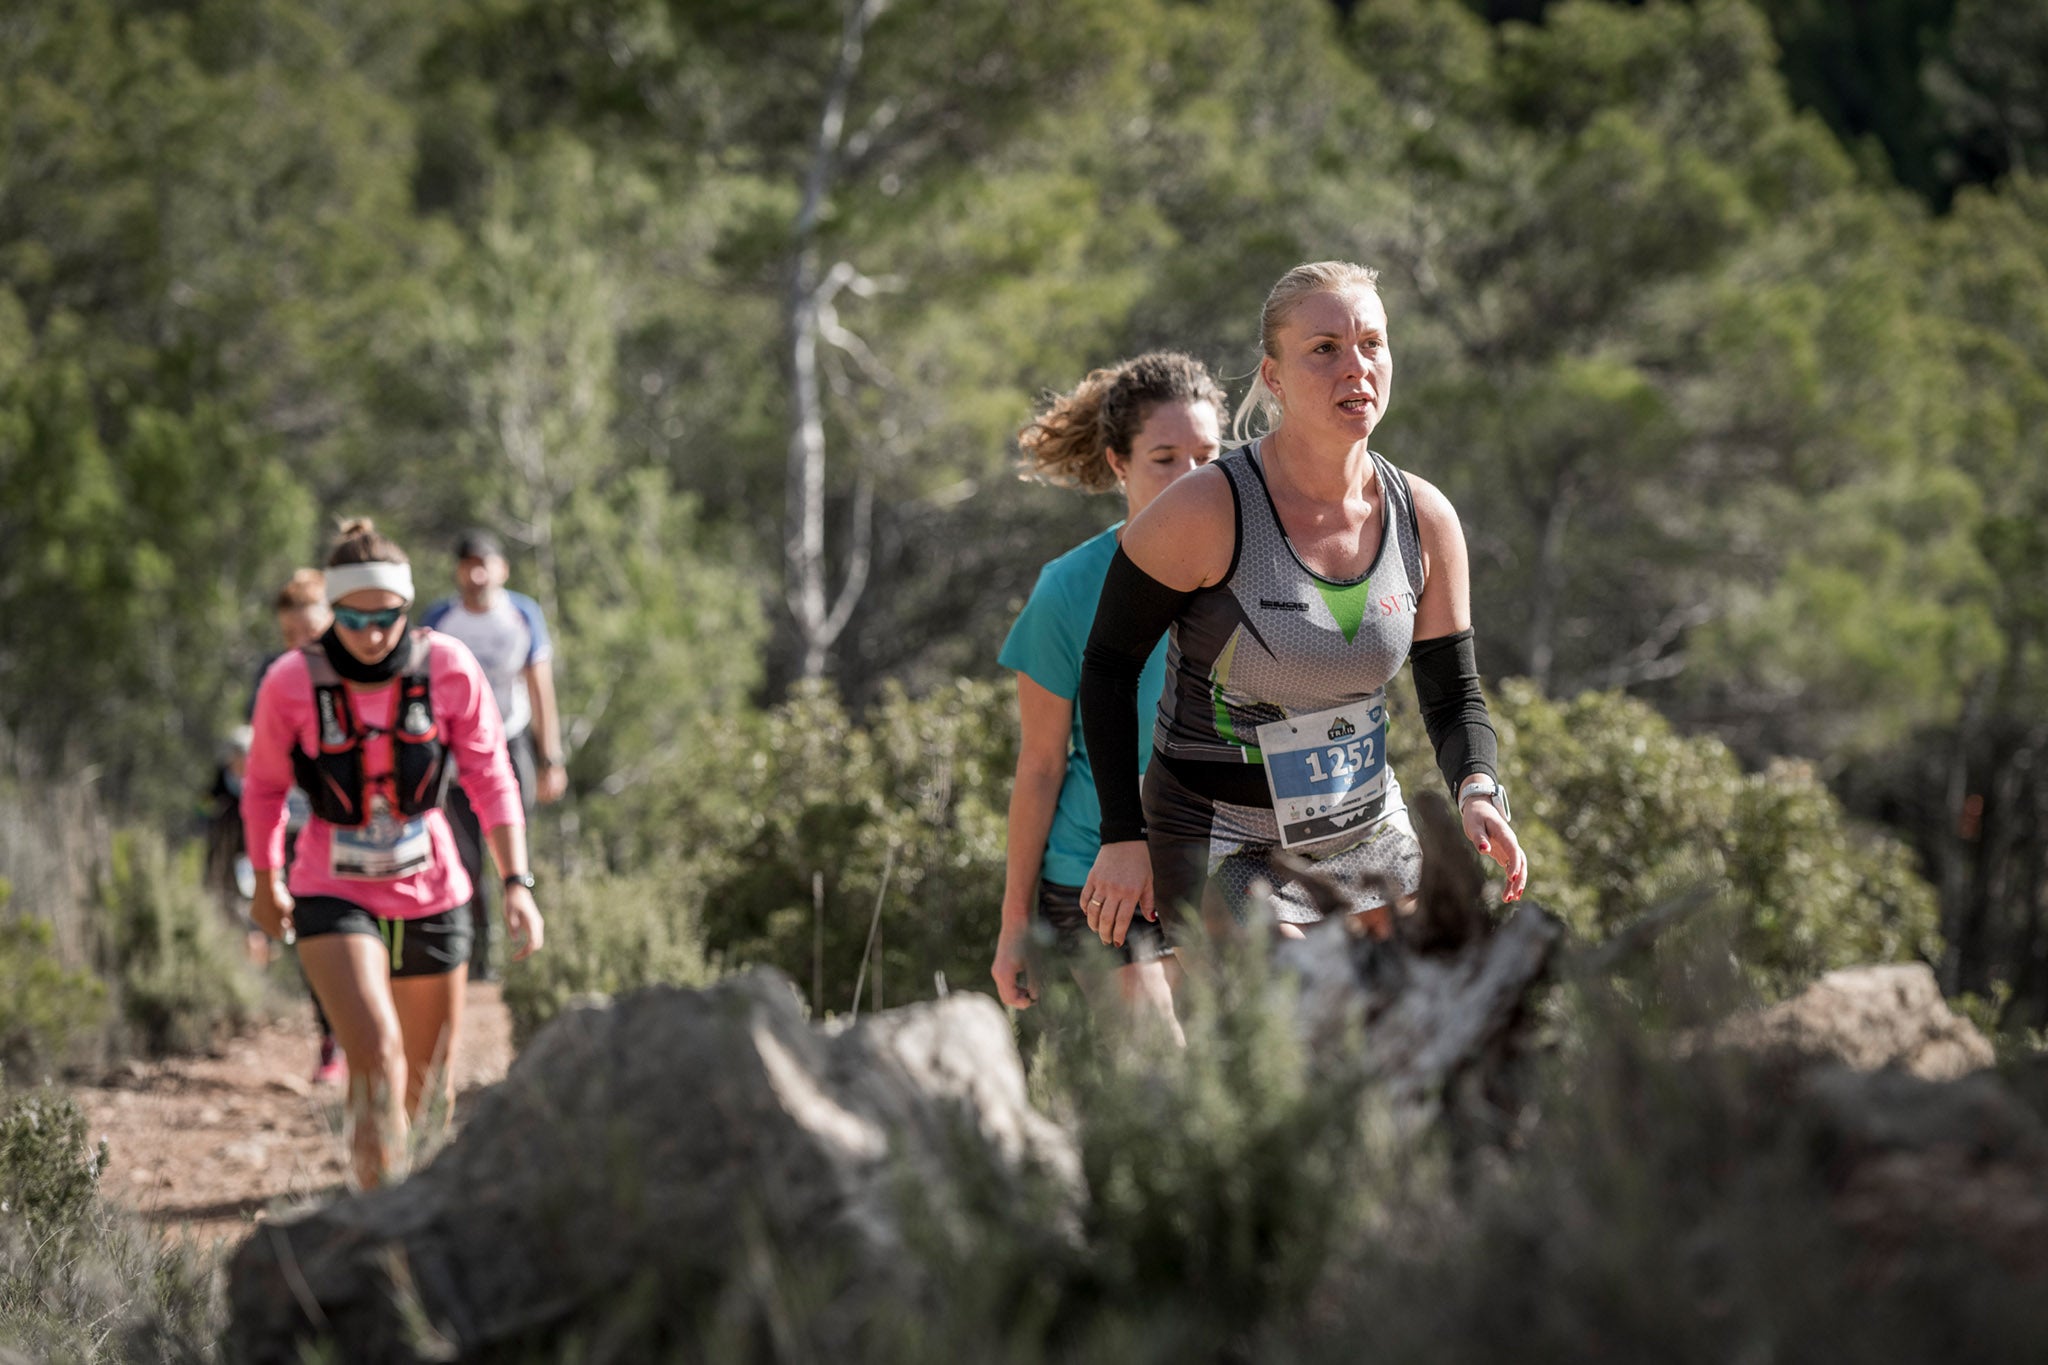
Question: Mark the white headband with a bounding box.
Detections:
[324,562,416,607]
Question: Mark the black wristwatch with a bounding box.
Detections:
[503,872,537,891]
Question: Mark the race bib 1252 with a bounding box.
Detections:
[1255,698,1392,849]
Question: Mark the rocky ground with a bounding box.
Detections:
[70,983,513,1249]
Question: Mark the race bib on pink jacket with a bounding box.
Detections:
[240,632,524,920]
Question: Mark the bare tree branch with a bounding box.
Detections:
[1576,601,1719,692]
[785,0,893,679]
[818,473,876,649]
[816,261,898,387]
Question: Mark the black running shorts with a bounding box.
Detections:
[292,897,473,978]
[1034,879,1170,967]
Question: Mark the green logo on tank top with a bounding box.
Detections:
[1210,631,1262,762]
[1312,577,1371,644]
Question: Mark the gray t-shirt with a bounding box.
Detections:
[419,591,553,736]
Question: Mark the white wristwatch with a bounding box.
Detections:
[1458,775,1511,824]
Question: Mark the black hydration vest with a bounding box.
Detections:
[290,634,452,827]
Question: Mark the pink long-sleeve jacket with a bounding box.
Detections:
[241,631,524,919]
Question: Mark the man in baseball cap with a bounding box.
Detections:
[418,530,566,980]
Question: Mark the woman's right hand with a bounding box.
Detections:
[504,885,545,961]
[990,920,1036,1009]
[250,873,295,943]
[1081,840,1154,947]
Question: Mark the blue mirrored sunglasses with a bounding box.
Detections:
[333,605,407,632]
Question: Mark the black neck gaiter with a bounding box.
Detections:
[318,621,412,684]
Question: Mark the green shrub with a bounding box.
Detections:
[660,672,1940,1027]
[694,678,1014,1019]
[1725,756,1945,987]
[508,677,1012,1047]
[1028,956,1394,1351]
[0,1084,219,1361]
[0,913,108,1079]
[501,866,717,1047]
[1480,680,1942,996]
[91,827,257,1056]
[0,1085,107,1236]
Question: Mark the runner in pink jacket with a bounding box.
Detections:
[244,641,524,917]
[242,518,545,1190]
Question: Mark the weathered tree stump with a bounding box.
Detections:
[1266,792,1564,1141]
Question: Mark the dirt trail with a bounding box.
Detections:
[71,983,514,1249]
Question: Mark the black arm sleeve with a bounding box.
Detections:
[1409,629,1499,796]
[1079,546,1197,844]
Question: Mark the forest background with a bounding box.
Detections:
[2,0,2045,1060]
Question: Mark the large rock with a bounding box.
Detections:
[226,969,1078,1362]
[1710,963,1994,1080]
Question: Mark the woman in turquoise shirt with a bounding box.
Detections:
[990,352,1224,1038]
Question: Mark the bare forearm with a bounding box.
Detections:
[484,821,530,881]
[1002,762,1065,926]
[525,663,563,764]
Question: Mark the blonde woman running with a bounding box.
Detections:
[1077,264,1528,948]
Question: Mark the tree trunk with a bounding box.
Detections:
[785,0,885,679]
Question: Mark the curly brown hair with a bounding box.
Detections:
[1019,351,1226,494]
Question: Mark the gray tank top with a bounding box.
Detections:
[1153,441,1425,769]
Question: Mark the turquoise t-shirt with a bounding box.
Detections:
[997,525,1170,888]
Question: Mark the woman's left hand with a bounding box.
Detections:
[504,885,545,960]
[1460,799,1528,904]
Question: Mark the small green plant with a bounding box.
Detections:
[1954,981,2048,1063]
[501,866,717,1046]
[0,914,109,1078]
[0,1084,107,1235]
[92,827,257,1056]
[1042,949,1400,1351]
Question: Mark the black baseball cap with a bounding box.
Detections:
[454,529,504,560]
